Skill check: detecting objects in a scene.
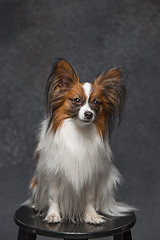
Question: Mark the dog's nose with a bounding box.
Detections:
[84,111,93,120]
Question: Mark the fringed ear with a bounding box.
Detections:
[94,67,127,135]
[46,59,79,113]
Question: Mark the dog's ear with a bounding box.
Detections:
[94,67,127,134]
[46,59,79,113]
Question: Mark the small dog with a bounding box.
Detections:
[29,59,133,224]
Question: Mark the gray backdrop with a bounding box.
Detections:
[0,1,160,240]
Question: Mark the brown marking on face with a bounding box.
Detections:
[52,82,86,132]
[90,84,108,138]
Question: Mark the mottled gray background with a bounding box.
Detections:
[0,0,160,239]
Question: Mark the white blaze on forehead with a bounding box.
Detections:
[83,82,92,101]
[78,82,95,123]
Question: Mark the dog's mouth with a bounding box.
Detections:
[73,117,93,126]
[72,114,94,124]
[78,118,93,124]
[82,120,91,123]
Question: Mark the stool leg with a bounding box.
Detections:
[113,230,132,240]
[17,228,37,240]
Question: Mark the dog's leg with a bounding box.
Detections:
[84,185,106,225]
[44,180,61,223]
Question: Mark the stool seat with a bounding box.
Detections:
[14,206,136,240]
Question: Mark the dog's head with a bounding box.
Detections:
[46,59,126,137]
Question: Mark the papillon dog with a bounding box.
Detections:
[29,59,133,225]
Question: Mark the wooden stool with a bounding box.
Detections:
[14,206,136,240]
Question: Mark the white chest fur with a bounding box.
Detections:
[37,118,111,192]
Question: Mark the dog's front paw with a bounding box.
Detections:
[44,213,61,224]
[85,213,106,225]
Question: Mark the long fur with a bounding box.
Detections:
[29,59,134,224]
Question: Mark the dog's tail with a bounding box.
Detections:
[101,199,137,217]
[97,164,137,217]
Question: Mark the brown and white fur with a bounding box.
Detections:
[29,59,133,225]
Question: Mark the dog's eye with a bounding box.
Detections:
[94,100,100,106]
[74,98,82,104]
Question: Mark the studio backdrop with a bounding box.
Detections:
[0,1,160,240]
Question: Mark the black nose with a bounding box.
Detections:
[84,111,93,120]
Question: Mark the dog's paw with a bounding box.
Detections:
[84,213,106,225]
[44,214,61,224]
